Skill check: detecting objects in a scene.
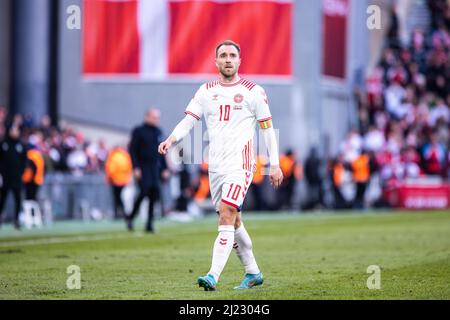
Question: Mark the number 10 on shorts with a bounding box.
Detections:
[226,183,242,201]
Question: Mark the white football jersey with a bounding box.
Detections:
[185,78,272,173]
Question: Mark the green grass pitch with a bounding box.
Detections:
[0,211,449,300]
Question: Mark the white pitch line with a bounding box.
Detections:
[0,233,144,248]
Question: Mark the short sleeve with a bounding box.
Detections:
[253,85,272,123]
[185,86,205,120]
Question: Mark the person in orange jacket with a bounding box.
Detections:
[22,145,45,203]
[194,161,210,204]
[276,149,303,210]
[105,146,133,219]
[329,154,348,210]
[351,149,375,209]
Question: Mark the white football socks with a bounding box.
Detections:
[208,225,235,282]
[234,223,260,275]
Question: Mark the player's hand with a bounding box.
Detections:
[269,166,283,189]
[158,136,176,155]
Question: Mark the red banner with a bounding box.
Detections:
[168,1,292,75]
[322,0,348,79]
[82,0,292,76]
[384,184,450,209]
[83,0,140,74]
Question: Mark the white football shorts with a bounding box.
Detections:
[209,170,253,212]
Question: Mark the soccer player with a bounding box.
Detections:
[158,40,283,290]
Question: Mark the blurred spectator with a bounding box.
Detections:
[329,154,349,210]
[276,149,302,210]
[421,130,447,176]
[400,146,421,179]
[194,162,210,205]
[127,108,169,233]
[174,162,193,214]
[66,144,88,176]
[384,78,406,118]
[386,4,401,49]
[105,146,133,219]
[339,128,363,163]
[428,98,450,127]
[250,154,268,211]
[22,141,45,220]
[169,146,194,214]
[302,147,323,211]
[0,126,27,229]
[38,115,53,139]
[363,125,386,153]
[351,150,374,209]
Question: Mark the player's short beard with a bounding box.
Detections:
[220,67,237,81]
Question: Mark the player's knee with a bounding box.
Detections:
[219,203,237,225]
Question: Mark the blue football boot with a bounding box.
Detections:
[197,274,217,291]
[234,272,264,289]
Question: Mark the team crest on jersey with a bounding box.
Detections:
[234,94,244,103]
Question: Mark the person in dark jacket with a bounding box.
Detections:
[126,108,170,232]
[301,147,324,211]
[0,125,27,229]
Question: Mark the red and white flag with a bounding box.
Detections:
[83,0,293,78]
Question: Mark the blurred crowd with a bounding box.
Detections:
[0,106,109,176]
[331,0,450,208]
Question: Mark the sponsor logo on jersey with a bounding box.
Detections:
[233,105,242,110]
[234,94,244,103]
[212,94,219,101]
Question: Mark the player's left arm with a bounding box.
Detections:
[254,87,283,188]
[260,122,283,189]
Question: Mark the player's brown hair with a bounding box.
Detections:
[215,40,241,57]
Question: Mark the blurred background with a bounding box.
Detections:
[0,0,449,226]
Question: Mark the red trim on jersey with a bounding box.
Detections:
[241,79,256,91]
[242,139,254,171]
[258,117,272,123]
[221,199,239,209]
[185,111,200,120]
[206,80,219,90]
[249,139,253,171]
[248,142,250,171]
[244,143,249,171]
[219,78,243,87]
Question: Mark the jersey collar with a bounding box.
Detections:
[219,78,243,87]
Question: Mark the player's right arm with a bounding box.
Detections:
[158,116,197,155]
[158,86,205,155]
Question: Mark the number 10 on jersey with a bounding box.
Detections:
[220,105,231,121]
